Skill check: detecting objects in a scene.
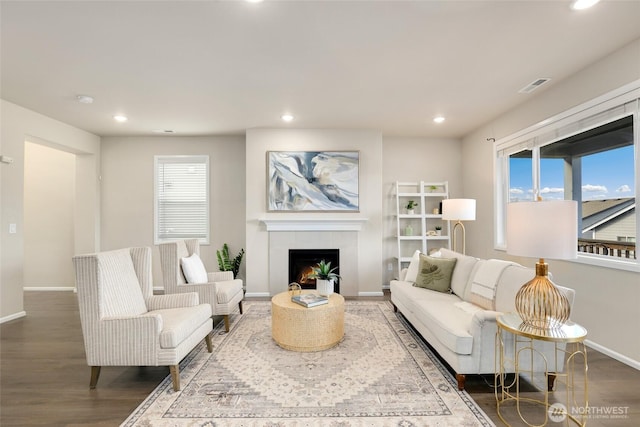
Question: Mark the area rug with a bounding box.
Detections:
[122,301,495,426]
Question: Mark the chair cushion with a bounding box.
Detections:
[180,253,208,284]
[216,279,244,304]
[99,249,148,318]
[155,304,212,349]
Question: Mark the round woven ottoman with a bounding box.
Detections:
[271,290,345,352]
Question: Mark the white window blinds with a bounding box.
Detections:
[154,155,209,244]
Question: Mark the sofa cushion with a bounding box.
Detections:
[413,297,474,355]
[437,248,480,299]
[494,264,535,313]
[390,281,473,355]
[181,253,208,284]
[154,304,212,349]
[468,259,517,310]
[414,254,457,293]
[404,250,421,283]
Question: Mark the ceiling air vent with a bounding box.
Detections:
[518,78,551,94]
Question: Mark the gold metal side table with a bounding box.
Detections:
[495,312,588,426]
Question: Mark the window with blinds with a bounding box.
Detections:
[154,155,209,244]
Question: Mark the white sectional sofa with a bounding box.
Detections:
[390,248,576,390]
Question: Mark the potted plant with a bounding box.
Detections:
[216,243,245,279]
[428,185,438,193]
[309,259,341,297]
[435,225,442,236]
[405,200,418,215]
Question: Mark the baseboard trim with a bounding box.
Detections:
[585,339,640,370]
[358,291,384,297]
[245,292,271,298]
[24,287,76,292]
[0,311,26,324]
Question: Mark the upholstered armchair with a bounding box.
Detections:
[158,239,244,332]
[72,247,213,392]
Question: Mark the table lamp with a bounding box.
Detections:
[442,198,476,254]
[506,199,577,330]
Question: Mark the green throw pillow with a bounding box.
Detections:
[413,254,457,293]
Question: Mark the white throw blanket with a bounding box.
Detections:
[469,259,516,310]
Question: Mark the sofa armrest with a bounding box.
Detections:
[147,292,200,310]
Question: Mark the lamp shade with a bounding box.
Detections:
[442,199,476,221]
[506,200,578,260]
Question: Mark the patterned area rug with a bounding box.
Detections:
[122,301,495,426]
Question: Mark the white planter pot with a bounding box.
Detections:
[316,279,334,297]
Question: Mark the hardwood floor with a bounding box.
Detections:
[1,291,639,426]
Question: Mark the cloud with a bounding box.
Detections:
[582,184,607,193]
[616,185,631,193]
[539,187,564,194]
[510,188,525,194]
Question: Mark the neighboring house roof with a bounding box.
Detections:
[582,198,635,233]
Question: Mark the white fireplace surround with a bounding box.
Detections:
[260,218,368,231]
[262,218,367,296]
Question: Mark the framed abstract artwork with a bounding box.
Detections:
[267,151,359,212]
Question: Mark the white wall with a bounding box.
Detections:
[100,136,246,286]
[462,38,640,366]
[245,129,384,297]
[382,136,463,283]
[0,100,100,322]
[24,142,76,288]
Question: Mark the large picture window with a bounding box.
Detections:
[154,155,209,244]
[496,83,639,271]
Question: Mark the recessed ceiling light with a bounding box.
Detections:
[76,95,94,104]
[571,0,600,10]
[113,115,128,122]
[433,116,445,124]
[282,114,294,122]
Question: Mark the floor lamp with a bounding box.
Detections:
[506,200,577,329]
[442,199,476,254]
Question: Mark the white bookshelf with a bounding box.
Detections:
[394,181,451,275]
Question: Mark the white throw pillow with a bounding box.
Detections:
[180,253,208,284]
[404,250,421,283]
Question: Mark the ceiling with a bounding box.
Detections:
[2,0,640,139]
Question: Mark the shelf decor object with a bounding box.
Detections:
[442,198,476,254]
[506,199,578,330]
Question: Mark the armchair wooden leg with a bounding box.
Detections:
[456,374,466,391]
[170,365,180,391]
[89,366,101,389]
[224,315,230,332]
[239,300,243,315]
[205,334,213,353]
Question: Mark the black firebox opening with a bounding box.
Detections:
[288,249,340,293]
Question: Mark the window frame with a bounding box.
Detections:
[154,154,210,245]
[494,80,640,272]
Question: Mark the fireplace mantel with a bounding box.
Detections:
[260,217,368,232]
